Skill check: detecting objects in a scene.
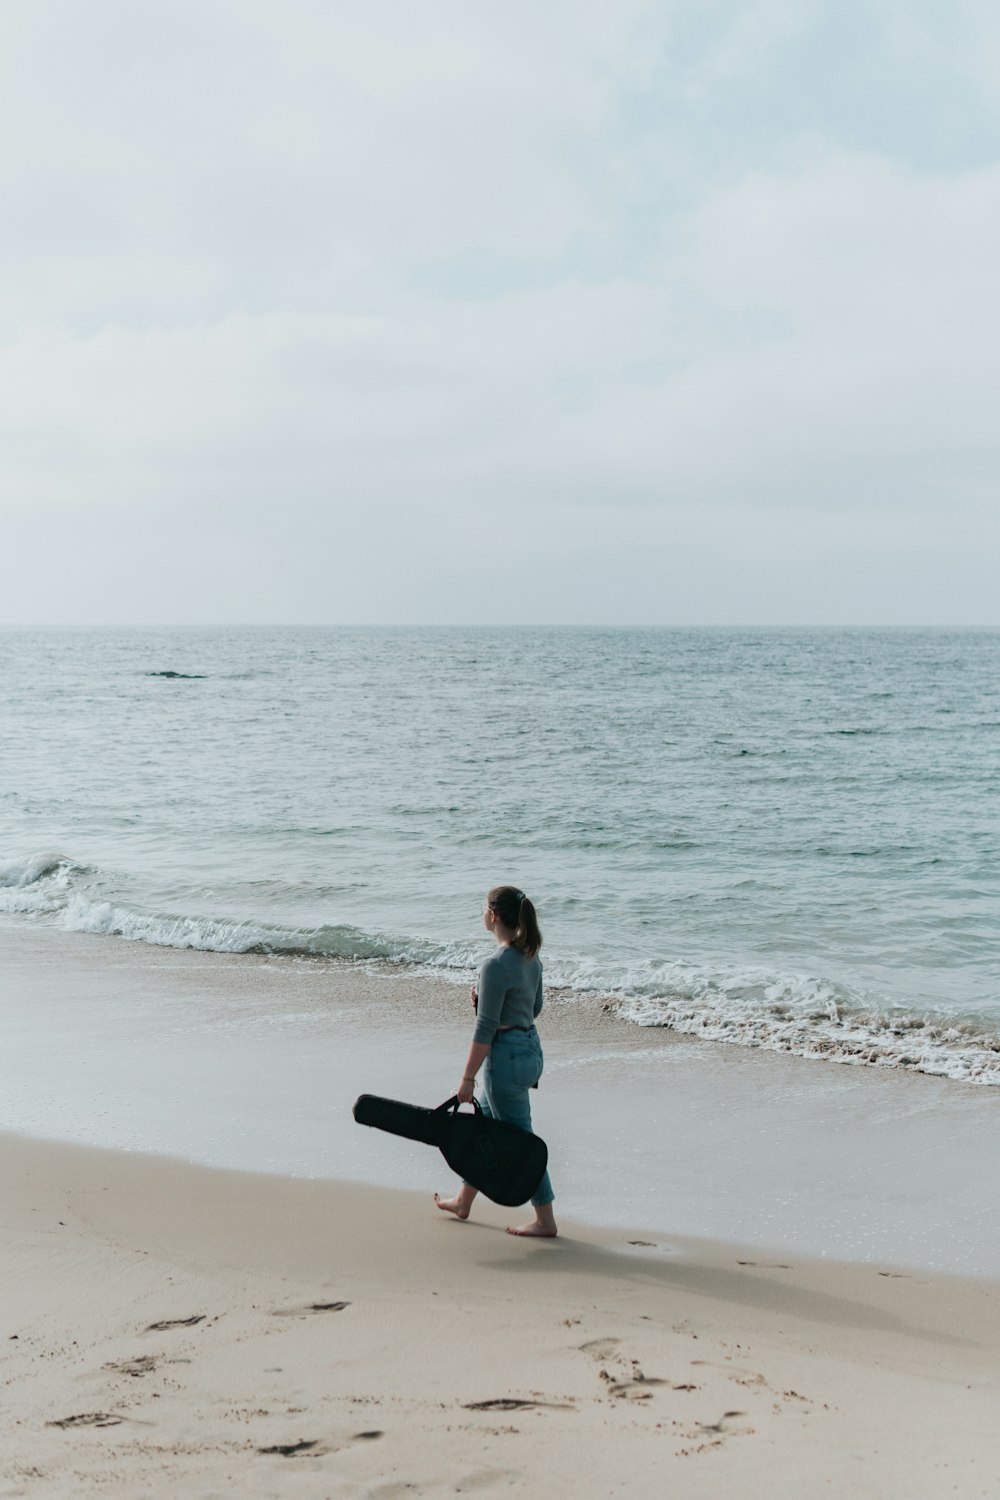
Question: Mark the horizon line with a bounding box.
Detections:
[1,621,998,632]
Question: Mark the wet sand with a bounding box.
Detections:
[2,922,999,1275]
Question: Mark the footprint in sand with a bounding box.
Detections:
[591,1348,667,1401]
[698,1410,748,1434]
[737,1261,791,1270]
[451,1470,519,1492]
[47,1412,123,1429]
[578,1338,621,1360]
[462,1397,575,1412]
[271,1301,350,1317]
[104,1355,159,1377]
[257,1439,330,1458]
[257,1430,379,1459]
[144,1315,205,1332]
[607,1375,668,1400]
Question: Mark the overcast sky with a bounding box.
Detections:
[2,1,998,625]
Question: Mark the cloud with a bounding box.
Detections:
[1,2,998,622]
[0,0,647,330]
[882,0,1000,108]
[4,153,999,520]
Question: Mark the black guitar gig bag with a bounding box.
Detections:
[353,1093,548,1208]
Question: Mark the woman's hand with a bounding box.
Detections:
[457,1075,476,1104]
[470,986,478,1011]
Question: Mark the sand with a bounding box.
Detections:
[2,1131,999,1499]
[4,923,1000,1275]
[2,924,1000,1495]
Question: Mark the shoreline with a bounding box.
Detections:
[3,920,1000,1278]
[2,1129,999,1498]
[5,856,1000,1088]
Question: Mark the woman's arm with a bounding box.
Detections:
[472,957,505,1044]
[456,1041,489,1104]
[458,957,502,1102]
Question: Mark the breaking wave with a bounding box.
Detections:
[0,852,86,912]
[3,849,998,1086]
[0,851,471,966]
[607,965,1000,1087]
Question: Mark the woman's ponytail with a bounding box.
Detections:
[516,894,542,959]
[488,885,542,959]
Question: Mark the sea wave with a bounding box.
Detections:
[3,849,998,1086]
[0,852,84,912]
[0,851,81,888]
[0,850,470,966]
[61,895,411,960]
[611,966,1000,1086]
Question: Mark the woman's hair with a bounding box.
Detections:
[488,885,542,959]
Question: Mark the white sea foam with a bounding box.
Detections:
[59,893,415,962]
[0,852,76,888]
[0,853,81,914]
[4,846,1000,1086]
[613,970,1000,1086]
[0,852,446,962]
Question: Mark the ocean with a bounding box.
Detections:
[3,625,999,1086]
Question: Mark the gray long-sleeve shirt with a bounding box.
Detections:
[472,945,544,1045]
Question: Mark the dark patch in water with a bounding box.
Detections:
[146,670,206,679]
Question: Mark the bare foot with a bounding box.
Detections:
[434,1193,470,1221]
[506,1218,558,1238]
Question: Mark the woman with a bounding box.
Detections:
[434,885,557,1238]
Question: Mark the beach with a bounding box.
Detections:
[4,924,1000,1274]
[3,623,999,1497]
[5,0,1000,1477]
[2,927,1000,1497]
[3,1133,999,1499]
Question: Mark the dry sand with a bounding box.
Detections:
[2,1130,998,1500]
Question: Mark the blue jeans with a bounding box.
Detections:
[476,1026,554,1208]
